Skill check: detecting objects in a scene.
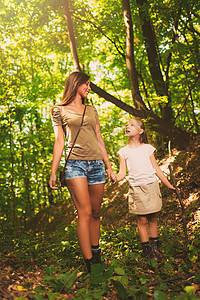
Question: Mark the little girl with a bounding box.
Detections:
[114,118,176,261]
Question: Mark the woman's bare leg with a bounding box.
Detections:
[88,183,104,246]
[66,177,92,259]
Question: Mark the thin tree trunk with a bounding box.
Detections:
[9,112,16,225]
[190,93,199,134]
[19,121,30,220]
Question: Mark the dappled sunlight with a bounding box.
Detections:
[184,192,199,207]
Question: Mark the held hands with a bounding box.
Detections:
[111,172,117,183]
[107,168,117,183]
[49,173,58,190]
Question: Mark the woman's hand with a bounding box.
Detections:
[49,173,58,190]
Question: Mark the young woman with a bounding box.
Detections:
[113,118,176,261]
[49,72,116,272]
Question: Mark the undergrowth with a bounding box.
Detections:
[1,220,200,299]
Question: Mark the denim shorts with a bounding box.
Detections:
[64,160,106,185]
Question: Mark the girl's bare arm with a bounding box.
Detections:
[150,153,176,191]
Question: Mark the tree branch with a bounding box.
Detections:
[90,82,146,118]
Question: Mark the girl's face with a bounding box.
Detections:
[125,119,143,137]
[77,80,91,98]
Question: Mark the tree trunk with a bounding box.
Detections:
[63,0,81,71]
[9,111,16,225]
[136,0,174,121]
[136,0,166,96]
[19,120,31,217]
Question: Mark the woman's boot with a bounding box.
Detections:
[85,257,94,273]
[92,249,101,264]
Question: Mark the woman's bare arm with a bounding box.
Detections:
[96,123,117,182]
[116,155,127,182]
[49,126,65,189]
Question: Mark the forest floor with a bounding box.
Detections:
[0,137,200,299]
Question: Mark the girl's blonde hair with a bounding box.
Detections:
[51,72,90,112]
[131,118,149,143]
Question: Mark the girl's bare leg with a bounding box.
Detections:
[137,215,149,242]
[148,213,158,238]
[88,183,104,246]
[66,177,92,259]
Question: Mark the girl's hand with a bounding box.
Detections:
[169,186,180,194]
[111,171,117,183]
[49,173,58,190]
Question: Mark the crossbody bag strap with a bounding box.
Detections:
[64,105,86,168]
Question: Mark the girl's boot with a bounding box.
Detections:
[142,242,154,260]
[150,238,162,262]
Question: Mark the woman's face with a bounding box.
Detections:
[77,80,91,98]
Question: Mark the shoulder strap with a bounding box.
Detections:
[64,105,86,168]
